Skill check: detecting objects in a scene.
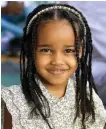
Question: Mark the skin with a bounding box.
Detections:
[3,19,106,129]
[3,103,12,129]
[34,19,82,98]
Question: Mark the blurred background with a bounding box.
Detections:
[1,0,106,105]
[1,1,106,128]
[1,1,57,87]
[1,1,106,121]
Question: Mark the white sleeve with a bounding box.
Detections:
[86,88,106,129]
[92,89,106,121]
[1,85,25,129]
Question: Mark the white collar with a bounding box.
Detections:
[36,78,75,104]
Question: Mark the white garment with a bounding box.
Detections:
[1,79,106,129]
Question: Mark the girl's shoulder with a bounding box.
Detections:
[86,84,106,111]
[85,84,106,128]
[1,84,24,104]
[1,84,23,97]
[1,85,33,119]
[92,88,106,120]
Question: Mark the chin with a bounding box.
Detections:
[41,76,69,86]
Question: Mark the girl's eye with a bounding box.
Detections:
[40,48,51,53]
[64,49,75,53]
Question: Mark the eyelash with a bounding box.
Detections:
[40,48,51,52]
[39,48,75,53]
[64,49,75,53]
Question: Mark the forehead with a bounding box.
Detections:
[36,19,75,47]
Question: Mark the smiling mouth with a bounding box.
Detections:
[47,69,68,75]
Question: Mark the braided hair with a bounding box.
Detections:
[20,3,98,129]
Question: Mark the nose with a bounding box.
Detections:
[50,52,64,65]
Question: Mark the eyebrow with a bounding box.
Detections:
[37,44,75,47]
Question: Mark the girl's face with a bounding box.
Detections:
[34,19,80,87]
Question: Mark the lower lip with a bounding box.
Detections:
[47,70,67,75]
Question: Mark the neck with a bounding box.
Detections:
[41,80,68,98]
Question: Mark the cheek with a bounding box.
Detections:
[68,56,78,69]
[34,55,50,68]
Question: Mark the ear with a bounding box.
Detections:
[79,40,83,59]
[79,46,82,59]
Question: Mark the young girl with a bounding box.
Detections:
[2,3,106,129]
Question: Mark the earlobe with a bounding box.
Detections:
[79,39,83,58]
[79,47,82,58]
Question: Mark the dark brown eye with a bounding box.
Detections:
[40,48,51,53]
[64,49,75,53]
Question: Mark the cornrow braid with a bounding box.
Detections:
[20,3,97,129]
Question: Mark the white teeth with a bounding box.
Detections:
[48,70,65,75]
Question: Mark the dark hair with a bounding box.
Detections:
[20,3,97,129]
